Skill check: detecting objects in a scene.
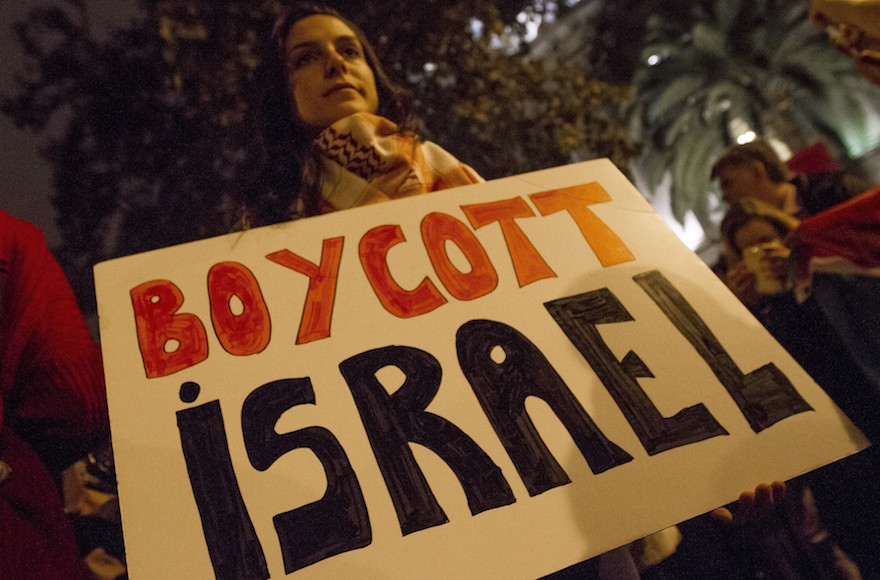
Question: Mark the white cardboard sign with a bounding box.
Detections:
[95,160,867,579]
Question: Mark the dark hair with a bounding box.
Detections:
[710,140,790,183]
[720,198,800,257]
[243,2,416,226]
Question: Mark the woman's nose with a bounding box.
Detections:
[325,50,347,77]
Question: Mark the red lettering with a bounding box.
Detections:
[461,197,556,287]
[131,280,208,378]
[421,212,498,300]
[267,238,344,344]
[529,183,634,267]
[359,224,447,318]
[207,262,271,355]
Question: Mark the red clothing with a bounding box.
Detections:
[0,210,109,578]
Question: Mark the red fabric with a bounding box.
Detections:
[789,186,880,302]
[0,210,109,579]
[792,186,880,270]
[785,141,840,175]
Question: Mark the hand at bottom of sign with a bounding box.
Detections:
[710,480,863,579]
[710,480,786,526]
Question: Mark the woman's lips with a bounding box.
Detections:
[324,84,359,96]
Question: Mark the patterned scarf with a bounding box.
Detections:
[314,112,483,213]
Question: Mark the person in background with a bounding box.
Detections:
[710,139,870,220]
[809,0,880,402]
[719,197,799,308]
[712,40,880,563]
[0,209,110,579]
[711,140,871,307]
[719,199,877,435]
[718,199,879,579]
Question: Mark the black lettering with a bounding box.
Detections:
[177,383,268,579]
[240,378,371,574]
[545,288,729,456]
[339,346,516,536]
[456,320,633,496]
[634,270,812,432]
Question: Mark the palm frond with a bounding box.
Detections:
[628,0,880,226]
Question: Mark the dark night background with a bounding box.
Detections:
[1,0,138,246]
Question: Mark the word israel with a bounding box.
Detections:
[170,269,807,577]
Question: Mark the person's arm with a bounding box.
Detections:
[3,219,109,471]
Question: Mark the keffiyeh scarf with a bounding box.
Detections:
[315,112,483,212]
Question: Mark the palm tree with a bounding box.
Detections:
[627,0,880,229]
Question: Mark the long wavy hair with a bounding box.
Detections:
[244,2,417,227]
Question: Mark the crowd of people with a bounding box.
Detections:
[2,1,879,578]
[702,140,880,580]
[699,7,880,565]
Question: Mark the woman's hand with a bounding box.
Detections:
[724,261,762,309]
[710,480,786,525]
[758,241,791,286]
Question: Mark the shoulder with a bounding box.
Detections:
[0,211,50,281]
[0,212,59,323]
[0,210,45,246]
[418,140,485,184]
[793,171,870,216]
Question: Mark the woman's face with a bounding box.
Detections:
[717,162,763,206]
[284,14,379,131]
[733,217,782,255]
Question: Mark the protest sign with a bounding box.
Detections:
[95,159,867,579]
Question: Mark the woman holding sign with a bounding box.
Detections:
[240,4,690,579]
[243,2,483,228]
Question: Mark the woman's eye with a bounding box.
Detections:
[289,52,316,69]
